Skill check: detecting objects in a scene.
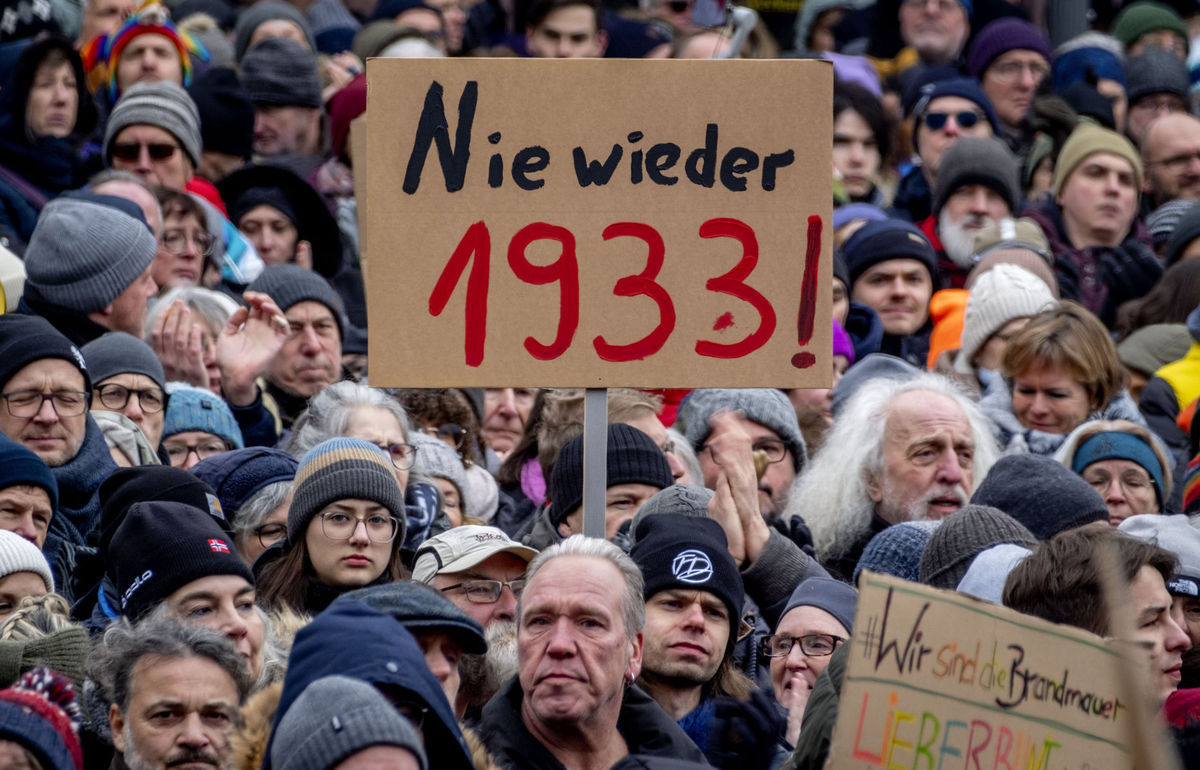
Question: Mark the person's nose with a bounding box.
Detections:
[32,396,59,424]
[218,602,249,641]
[968,189,991,215]
[1169,615,1192,653]
[889,276,909,298]
[11,512,38,543]
[496,389,518,416]
[425,648,452,683]
[298,324,322,355]
[492,585,518,623]
[1102,478,1126,504]
[347,518,371,546]
[665,452,686,482]
[943,116,962,137]
[176,712,210,748]
[680,602,706,632]
[546,617,576,657]
[136,144,154,172]
[784,642,811,673]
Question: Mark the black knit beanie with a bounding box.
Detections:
[111,501,254,620]
[917,504,1037,590]
[97,466,229,558]
[549,423,674,526]
[969,454,1109,540]
[631,513,743,655]
[0,315,90,393]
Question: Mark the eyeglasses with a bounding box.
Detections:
[393,700,429,729]
[95,383,165,413]
[700,437,788,464]
[377,442,416,470]
[163,439,230,466]
[253,522,287,548]
[161,227,216,258]
[1,390,89,418]
[111,141,179,161]
[1131,95,1185,114]
[759,633,844,658]
[1082,470,1155,495]
[440,578,527,603]
[988,59,1050,83]
[922,111,983,131]
[1147,150,1200,172]
[319,510,400,543]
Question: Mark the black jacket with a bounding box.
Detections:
[479,679,708,769]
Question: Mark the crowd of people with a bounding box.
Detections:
[3,0,1200,767]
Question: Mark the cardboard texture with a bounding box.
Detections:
[828,572,1139,769]
[364,58,832,388]
[351,114,368,279]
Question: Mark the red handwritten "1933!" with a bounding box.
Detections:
[428,216,822,368]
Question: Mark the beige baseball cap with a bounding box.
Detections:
[412,525,539,584]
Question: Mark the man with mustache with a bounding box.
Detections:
[90,618,249,770]
[919,137,1021,288]
[794,372,999,581]
[478,536,706,768]
[412,525,538,719]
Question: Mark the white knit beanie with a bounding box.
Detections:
[954,264,1057,374]
[0,530,54,593]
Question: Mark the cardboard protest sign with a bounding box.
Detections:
[828,572,1139,769]
[364,59,831,388]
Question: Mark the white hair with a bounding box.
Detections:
[787,372,998,564]
[521,535,645,640]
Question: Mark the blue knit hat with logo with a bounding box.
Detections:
[162,383,244,449]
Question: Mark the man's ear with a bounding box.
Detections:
[596,29,609,56]
[626,631,643,682]
[110,703,126,753]
[865,469,883,504]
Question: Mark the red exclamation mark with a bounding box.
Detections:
[791,214,822,369]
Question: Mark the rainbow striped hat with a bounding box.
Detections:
[81,0,208,103]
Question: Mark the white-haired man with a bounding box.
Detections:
[477,535,705,768]
[790,373,999,580]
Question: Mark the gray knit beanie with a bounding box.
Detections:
[80,332,166,390]
[240,36,322,108]
[1125,46,1189,105]
[272,675,428,770]
[680,388,807,472]
[23,195,156,313]
[629,483,714,545]
[104,80,203,168]
[410,432,469,515]
[932,137,1021,216]
[917,504,1037,590]
[970,454,1109,539]
[853,520,940,585]
[288,438,405,545]
[233,0,316,62]
[249,265,346,339]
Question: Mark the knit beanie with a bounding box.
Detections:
[968,217,1053,267]
[110,500,254,620]
[927,288,967,370]
[1117,323,1190,377]
[955,543,1032,604]
[1119,514,1200,596]
[1051,123,1143,199]
[239,36,322,108]
[853,520,941,584]
[910,78,1002,148]
[1146,199,1197,252]
[272,675,428,770]
[191,447,298,525]
[932,137,1020,216]
[1071,431,1166,505]
[780,577,857,634]
[187,66,254,159]
[1125,46,1190,105]
[0,434,58,513]
[249,264,346,340]
[841,219,938,289]
[1185,454,1200,515]
[233,0,316,61]
[339,581,486,654]
[22,195,156,314]
[917,504,1037,590]
[0,626,91,691]
[97,466,228,557]
[830,353,919,417]
[162,383,244,449]
[970,454,1109,539]
[79,1,208,102]
[103,80,203,168]
[631,513,743,654]
[954,264,1056,374]
[1052,44,1126,93]
[288,438,405,545]
[832,319,855,364]
[967,18,1051,79]
[549,423,674,526]
[1112,1,1188,51]
[628,483,713,547]
[832,203,888,233]
[1165,203,1200,265]
[0,667,83,770]
[410,433,469,514]
[680,388,807,473]
[0,531,53,593]
[79,332,166,391]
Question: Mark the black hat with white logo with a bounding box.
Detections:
[631,513,743,655]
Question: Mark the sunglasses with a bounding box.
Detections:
[111,142,179,161]
[922,110,982,131]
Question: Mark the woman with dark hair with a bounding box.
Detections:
[1114,259,1200,341]
[0,35,100,253]
[256,437,407,614]
[833,81,892,208]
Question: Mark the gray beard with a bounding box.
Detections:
[122,723,229,770]
[939,210,993,269]
[458,621,519,707]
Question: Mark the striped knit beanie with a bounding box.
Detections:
[1184,453,1200,516]
[288,438,405,545]
[80,0,208,103]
